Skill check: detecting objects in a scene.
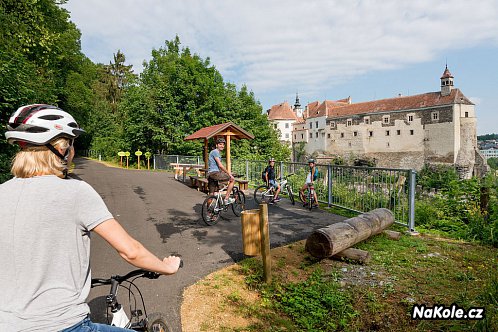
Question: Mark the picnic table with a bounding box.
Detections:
[170,163,205,182]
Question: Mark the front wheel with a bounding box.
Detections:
[232,190,246,216]
[287,186,295,205]
[201,195,221,226]
[254,185,271,204]
[146,312,172,332]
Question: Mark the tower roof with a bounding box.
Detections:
[440,65,454,79]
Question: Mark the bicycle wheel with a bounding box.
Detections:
[308,190,313,211]
[146,312,172,332]
[232,190,246,216]
[287,186,295,205]
[299,189,307,204]
[254,185,271,204]
[201,195,221,226]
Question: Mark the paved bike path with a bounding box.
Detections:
[73,158,346,331]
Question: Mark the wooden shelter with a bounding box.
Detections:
[184,122,254,173]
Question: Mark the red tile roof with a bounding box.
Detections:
[441,66,454,79]
[306,99,352,118]
[184,122,254,140]
[267,101,298,120]
[327,89,473,119]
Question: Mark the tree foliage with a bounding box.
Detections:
[119,36,289,160]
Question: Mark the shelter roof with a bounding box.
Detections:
[184,122,254,141]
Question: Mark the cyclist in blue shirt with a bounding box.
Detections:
[300,158,319,207]
[207,137,235,205]
[264,158,281,203]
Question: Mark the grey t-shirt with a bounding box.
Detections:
[0,175,113,331]
[208,149,222,173]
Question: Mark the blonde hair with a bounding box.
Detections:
[11,137,71,178]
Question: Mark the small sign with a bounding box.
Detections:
[124,152,130,157]
[144,152,152,159]
[118,151,126,157]
[135,150,143,156]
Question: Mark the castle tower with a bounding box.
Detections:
[440,65,454,96]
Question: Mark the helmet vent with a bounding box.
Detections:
[25,126,49,133]
[39,115,63,121]
[68,122,78,128]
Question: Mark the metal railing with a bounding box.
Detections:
[153,155,416,231]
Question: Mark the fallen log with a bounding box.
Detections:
[305,208,394,259]
[332,248,371,264]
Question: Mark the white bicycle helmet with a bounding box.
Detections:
[5,104,84,145]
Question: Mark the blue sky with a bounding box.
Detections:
[63,0,498,135]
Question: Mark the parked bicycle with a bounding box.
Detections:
[299,183,317,211]
[201,182,246,225]
[91,259,183,331]
[254,173,295,205]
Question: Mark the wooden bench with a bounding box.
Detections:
[189,176,208,192]
[235,179,249,190]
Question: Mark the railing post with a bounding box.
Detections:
[280,161,284,178]
[408,169,417,233]
[153,155,156,170]
[328,164,332,207]
[246,160,249,180]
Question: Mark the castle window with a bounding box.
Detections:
[347,119,352,126]
[330,121,336,128]
[397,130,401,135]
[294,134,296,140]
[309,122,312,129]
[309,133,312,138]
[354,131,358,137]
[340,132,344,138]
[301,134,304,139]
[387,142,390,148]
[315,132,318,138]
[386,130,390,136]
[285,133,289,138]
[432,112,439,121]
[383,115,390,124]
[369,131,373,137]
[327,133,331,138]
[407,114,414,122]
[410,130,414,135]
[315,121,318,128]
[465,112,469,118]
[285,123,289,128]
[348,142,352,147]
[364,117,370,125]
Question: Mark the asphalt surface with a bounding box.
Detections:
[73,158,346,331]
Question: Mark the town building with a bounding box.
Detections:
[271,66,488,178]
[266,95,301,143]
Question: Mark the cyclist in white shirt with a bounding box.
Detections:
[0,104,182,332]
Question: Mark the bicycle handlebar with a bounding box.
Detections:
[91,258,183,287]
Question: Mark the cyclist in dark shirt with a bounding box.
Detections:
[264,158,280,203]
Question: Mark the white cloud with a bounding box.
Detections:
[63,0,498,108]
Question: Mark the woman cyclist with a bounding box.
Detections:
[0,104,182,332]
[300,158,319,207]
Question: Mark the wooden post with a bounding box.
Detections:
[204,138,209,171]
[226,134,231,173]
[259,203,271,283]
[120,156,123,168]
[137,156,140,169]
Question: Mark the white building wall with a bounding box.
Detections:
[305,116,327,154]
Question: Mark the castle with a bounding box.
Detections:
[266,66,487,178]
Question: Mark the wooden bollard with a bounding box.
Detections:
[306,208,394,259]
[240,209,261,256]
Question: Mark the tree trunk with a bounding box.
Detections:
[305,208,394,258]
